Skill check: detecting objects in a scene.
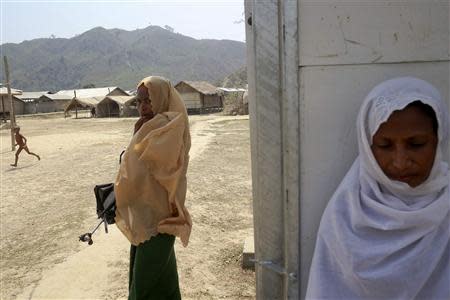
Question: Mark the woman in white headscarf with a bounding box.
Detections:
[306,77,449,299]
[115,76,192,300]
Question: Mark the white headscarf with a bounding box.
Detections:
[306,77,449,299]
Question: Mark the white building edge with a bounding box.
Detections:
[244,1,449,298]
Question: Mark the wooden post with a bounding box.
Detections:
[74,90,78,119]
[1,95,6,123]
[3,56,16,151]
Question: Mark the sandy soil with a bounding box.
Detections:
[0,114,255,299]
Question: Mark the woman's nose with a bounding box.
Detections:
[391,147,411,171]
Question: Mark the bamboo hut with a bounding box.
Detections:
[96,95,137,117]
[64,96,103,118]
[218,87,247,115]
[38,94,73,112]
[60,86,130,118]
[16,91,50,114]
[174,81,222,113]
[0,87,23,119]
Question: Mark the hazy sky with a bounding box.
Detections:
[0,0,246,44]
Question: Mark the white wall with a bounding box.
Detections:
[298,1,449,298]
[299,62,450,296]
[246,0,449,299]
[299,1,449,65]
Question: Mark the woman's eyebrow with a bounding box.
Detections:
[407,134,432,140]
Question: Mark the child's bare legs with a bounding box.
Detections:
[10,147,23,167]
[23,146,40,161]
[10,146,40,167]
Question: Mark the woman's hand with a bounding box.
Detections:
[134,116,152,134]
[170,202,179,217]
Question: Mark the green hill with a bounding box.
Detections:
[1,26,246,91]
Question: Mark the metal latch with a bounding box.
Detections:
[251,259,297,281]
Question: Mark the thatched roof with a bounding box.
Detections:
[125,96,138,106]
[56,87,128,98]
[64,96,103,112]
[100,95,134,106]
[175,81,218,95]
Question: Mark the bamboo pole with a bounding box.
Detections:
[3,56,16,151]
[1,95,6,123]
[74,90,78,119]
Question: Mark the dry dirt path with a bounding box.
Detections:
[1,114,255,300]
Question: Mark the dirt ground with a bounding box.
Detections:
[0,113,255,299]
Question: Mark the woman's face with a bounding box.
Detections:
[136,84,154,118]
[371,105,438,187]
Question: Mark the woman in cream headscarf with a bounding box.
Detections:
[306,77,449,299]
[115,76,192,300]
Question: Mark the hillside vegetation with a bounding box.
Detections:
[217,65,247,88]
[1,26,246,91]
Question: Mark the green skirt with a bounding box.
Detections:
[129,234,181,300]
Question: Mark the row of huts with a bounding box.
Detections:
[0,86,136,118]
[0,81,247,119]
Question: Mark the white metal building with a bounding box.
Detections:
[245,1,449,298]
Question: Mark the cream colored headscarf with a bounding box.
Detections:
[114,76,192,247]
